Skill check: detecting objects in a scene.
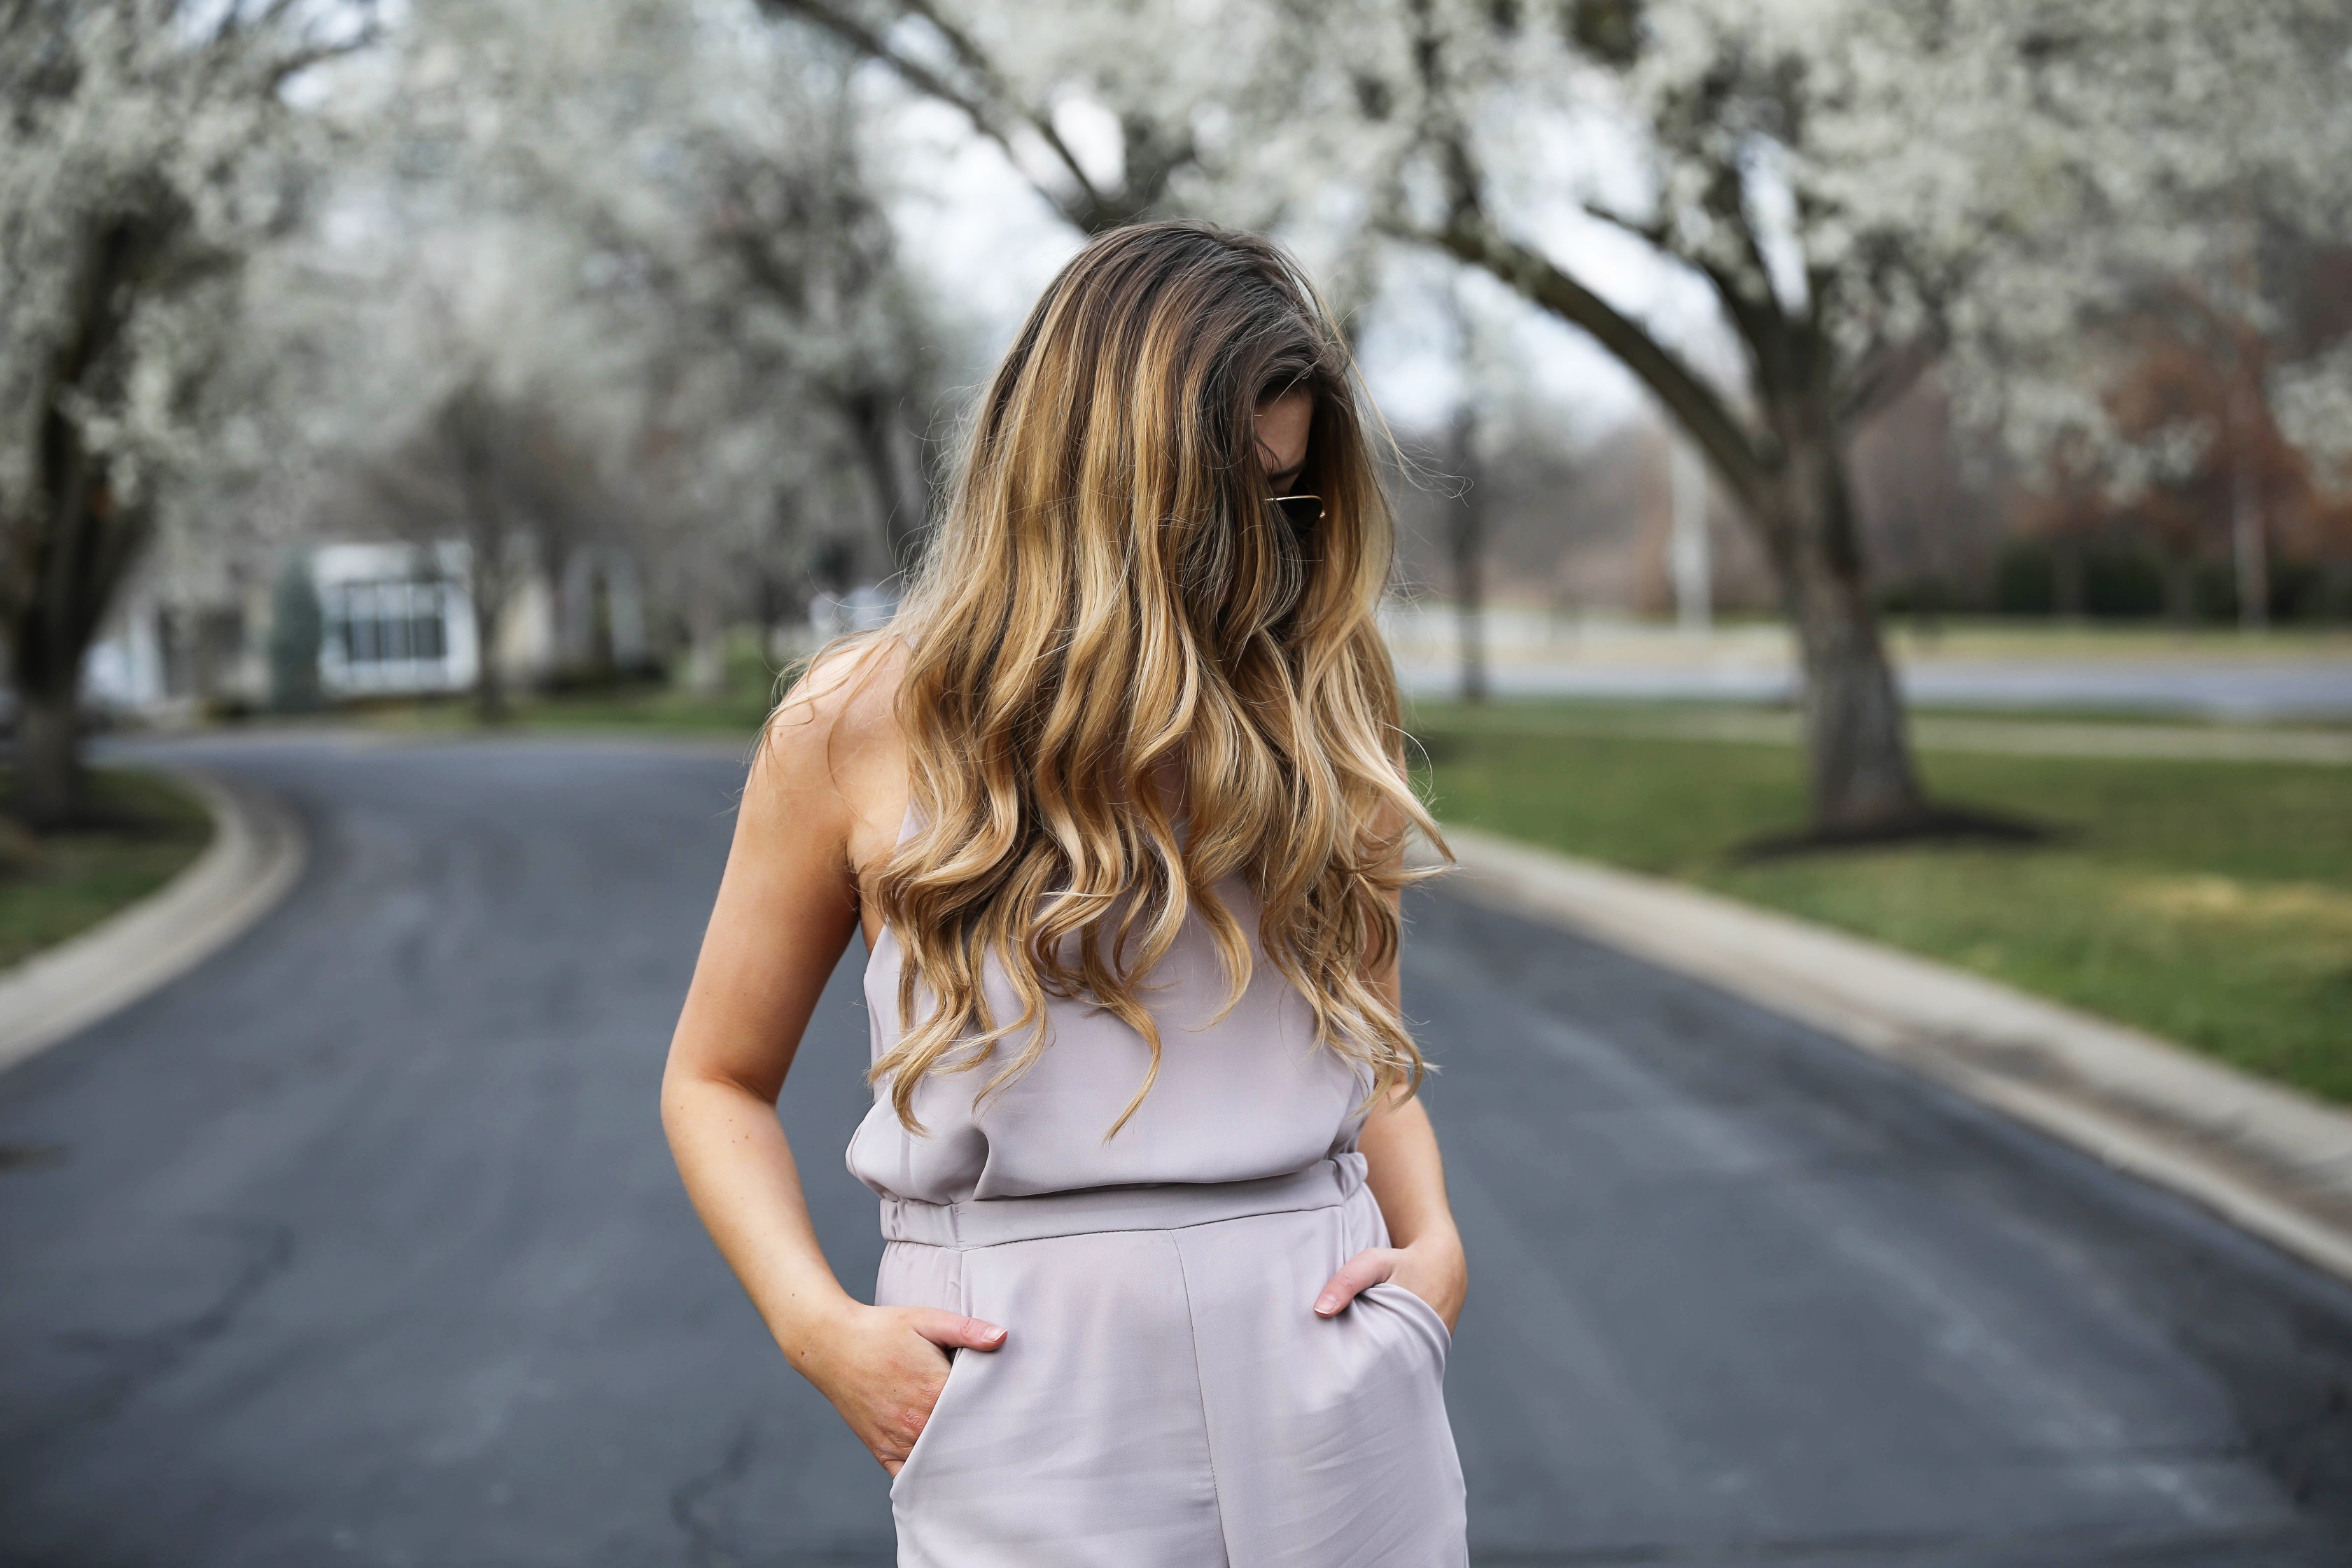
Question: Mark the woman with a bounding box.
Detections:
[662,220,1469,1565]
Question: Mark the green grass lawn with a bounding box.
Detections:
[351,640,787,739]
[1406,699,2352,1105]
[354,682,778,738]
[0,768,214,970]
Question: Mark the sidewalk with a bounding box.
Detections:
[1406,706,2352,764]
[1418,823,2352,1284]
[0,770,306,1076]
[1384,616,2352,720]
[1395,658,2352,720]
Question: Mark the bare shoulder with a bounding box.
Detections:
[753,631,913,858]
[766,631,907,743]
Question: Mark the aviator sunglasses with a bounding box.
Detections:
[1268,493,1324,531]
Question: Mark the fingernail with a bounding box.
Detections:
[1314,1294,1340,1314]
[982,1324,1007,1342]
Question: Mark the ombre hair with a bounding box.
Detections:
[783,220,1452,1140]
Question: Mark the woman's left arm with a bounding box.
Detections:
[1324,1086,1469,1332]
[1313,766,1469,1333]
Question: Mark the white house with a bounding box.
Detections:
[314,541,478,698]
[83,537,649,714]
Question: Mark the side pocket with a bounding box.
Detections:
[1364,1279,1452,1369]
[887,1345,969,1504]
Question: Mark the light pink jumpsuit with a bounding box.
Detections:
[846,803,1470,1566]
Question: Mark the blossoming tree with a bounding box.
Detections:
[766,0,2351,839]
[0,0,374,825]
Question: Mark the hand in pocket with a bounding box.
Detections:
[1312,1241,1466,1334]
[801,1304,1009,1476]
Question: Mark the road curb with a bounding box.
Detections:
[1416,823,2352,1284]
[0,769,306,1076]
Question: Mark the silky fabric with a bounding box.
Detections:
[846,804,1376,1203]
[848,802,1469,1566]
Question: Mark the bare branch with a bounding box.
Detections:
[1836,335,1938,428]
[759,0,1135,233]
[892,0,1116,218]
[1578,201,1672,253]
[1396,202,1774,511]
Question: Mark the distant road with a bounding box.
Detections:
[1398,657,2352,720]
[3,734,2348,1566]
[1399,706,2352,763]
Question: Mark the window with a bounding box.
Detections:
[326,580,451,675]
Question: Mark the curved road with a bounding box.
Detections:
[3,734,2349,1567]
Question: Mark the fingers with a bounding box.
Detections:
[1313,1247,1399,1317]
[908,1308,1009,1352]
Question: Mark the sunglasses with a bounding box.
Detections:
[1269,493,1324,531]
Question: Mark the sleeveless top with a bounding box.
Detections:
[844,800,1377,1206]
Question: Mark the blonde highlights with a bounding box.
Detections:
[815,220,1450,1140]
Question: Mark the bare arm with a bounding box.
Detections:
[1312,750,1470,1332]
[1349,1086,1469,1327]
[660,649,1005,1476]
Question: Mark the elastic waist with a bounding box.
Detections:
[879,1152,1368,1249]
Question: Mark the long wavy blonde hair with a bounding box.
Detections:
[798,220,1452,1140]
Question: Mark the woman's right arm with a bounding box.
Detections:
[660,654,1006,1477]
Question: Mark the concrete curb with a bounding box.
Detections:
[1416,823,2352,1284]
[0,770,306,1077]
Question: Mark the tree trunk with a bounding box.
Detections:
[2223,335,2269,633]
[587,565,616,683]
[8,472,148,830]
[1448,414,1489,705]
[2053,535,2086,621]
[2162,552,2197,629]
[685,592,727,697]
[1422,211,1932,839]
[15,689,82,831]
[841,388,922,573]
[472,596,508,723]
[5,218,160,830]
[1756,425,1924,836]
[2228,381,2269,632]
[466,519,516,724]
[1668,433,1713,634]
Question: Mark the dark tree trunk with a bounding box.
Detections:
[5,218,160,830]
[2163,552,2198,629]
[2225,352,2269,632]
[1754,418,1924,836]
[587,566,616,682]
[472,592,508,724]
[1448,412,1489,705]
[15,690,82,830]
[1426,211,1932,841]
[2053,536,2086,621]
[840,387,923,573]
[10,447,147,832]
[469,528,511,724]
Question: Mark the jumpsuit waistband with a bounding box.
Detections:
[878,1152,1369,1249]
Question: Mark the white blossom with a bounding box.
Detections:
[2273,342,2352,499]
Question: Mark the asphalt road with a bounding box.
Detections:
[4,734,2350,1567]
